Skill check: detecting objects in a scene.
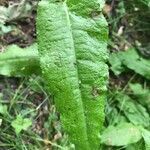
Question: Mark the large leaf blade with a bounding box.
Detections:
[37,2,89,149]
[37,0,108,149]
[69,3,108,149]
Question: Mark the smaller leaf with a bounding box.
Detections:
[0,43,40,77]
[101,123,142,146]
[126,140,145,150]
[0,104,8,116]
[0,24,12,35]
[11,115,32,134]
[135,0,150,8]
[116,94,150,127]
[109,48,150,79]
[106,107,128,125]
[109,53,125,75]
[129,83,150,110]
[141,128,150,150]
[129,83,149,95]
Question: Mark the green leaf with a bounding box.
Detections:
[129,83,150,110]
[109,48,150,80]
[134,0,150,8]
[101,123,142,146]
[129,83,149,95]
[0,104,8,116]
[108,53,125,75]
[141,128,150,150]
[0,24,12,35]
[37,0,108,149]
[11,115,32,134]
[0,44,40,77]
[106,107,128,125]
[126,140,145,150]
[116,94,150,127]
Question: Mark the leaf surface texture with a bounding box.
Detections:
[37,0,108,149]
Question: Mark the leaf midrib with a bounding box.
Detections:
[64,1,90,146]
